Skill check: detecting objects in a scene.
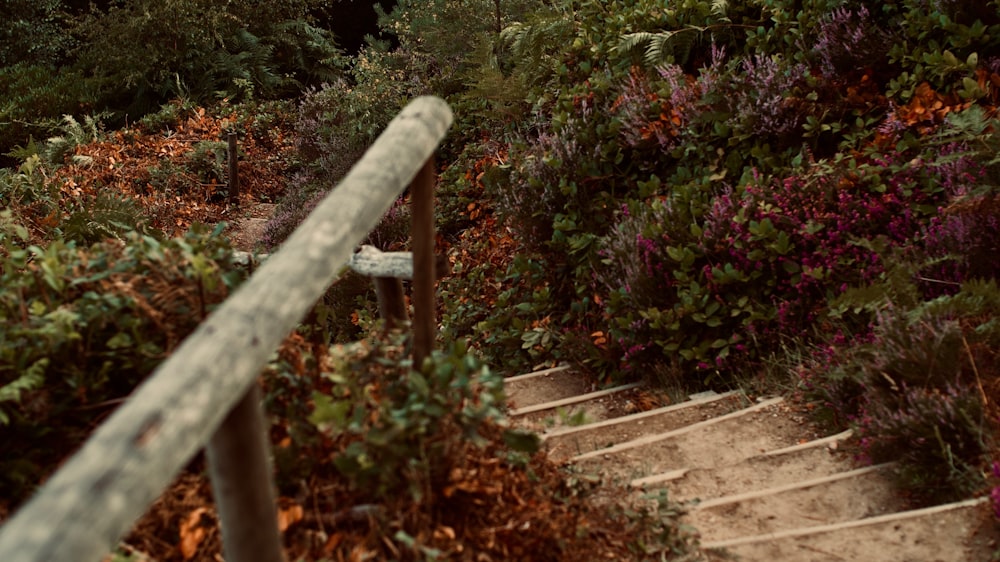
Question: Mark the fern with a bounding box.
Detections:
[60,192,147,245]
[499,14,575,87]
[0,358,47,425]
[269,19,344,85]
[617,29,702,67]
[43,113,105,165]
[711,0,730,18]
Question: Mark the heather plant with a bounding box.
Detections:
[805,285,1000,504]
[596,151,950,380]
[859,379,989,503]
[728,54,809,145]
[612,63,709,154]
[809,5,892,79]
[920,193,1000,295]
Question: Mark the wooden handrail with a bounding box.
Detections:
[0,96,453,562]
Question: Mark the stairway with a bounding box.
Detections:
[505,365,999,561]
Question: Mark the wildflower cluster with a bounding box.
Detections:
[729,55,808,142]
[811,6,890,78]
[803,298,1000,505]
[598,154,946,375]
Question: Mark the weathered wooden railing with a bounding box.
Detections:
[0,96,453,562]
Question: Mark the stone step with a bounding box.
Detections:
[702,497,997,562]
[509,382,644,433]
[688,463,902,543]
[572,397,814,483]
[632,430,855,502]
[503,365,591,409]
[542,391,745,462]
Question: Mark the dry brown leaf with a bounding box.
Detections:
[178,507,209,560]
[434,525,456,540]
[277,502,304,532]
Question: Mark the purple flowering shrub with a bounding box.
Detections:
[597,156,942,377]
[810,6,891,79]
[729,55,809,143]
[801,300,1000,504]
[860,380,987,504]
[261,172,326,250]
[921,193,1000,296]
[612,58,719,154]
[611,45,815,158]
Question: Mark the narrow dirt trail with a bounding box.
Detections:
[506,365,1000,561]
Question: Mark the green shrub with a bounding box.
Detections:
[0,220,248,504]
[804,257,1000,504]
[74,0,344,115]
[309,334,535,502]
[0,0,76,67]
[0,64,97,159]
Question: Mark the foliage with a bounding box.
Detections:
[0,63,96,162]
[803,275,1000,504]
[309,335,525,501]
[0,0,76,67]
[2,104,295,246]
[453,0,1000,382]
[0,220,248,503]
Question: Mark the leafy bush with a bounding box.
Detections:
[804,280,1000,504]
[71,0,344,116]
[0,64,96,161]
[0,220,248,504]
[595,148,956,381]
[309,335,534,501]
[0,0,76,67]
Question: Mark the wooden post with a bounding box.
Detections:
[411,157,436,368]
[205,384,284,562]
[375,277,408,331]
[228,131,240,205]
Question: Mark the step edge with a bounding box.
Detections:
[700,496,990,550]
[631,467,689,488]
[691,462,895,510]
[763,428,854,457]
[504,364,571,383]
[570,396,784,462]
[543,390,741,440]
[630,430,857,490]
[509,383,642,416]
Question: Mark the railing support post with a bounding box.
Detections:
[206,384,284,562]
[411,156,437,368]
[375,277,409,331]
[227,131,240,205]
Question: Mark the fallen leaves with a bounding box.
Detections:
[178,508,212,560]
[45,106,294,238]
[277,500,305,532]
